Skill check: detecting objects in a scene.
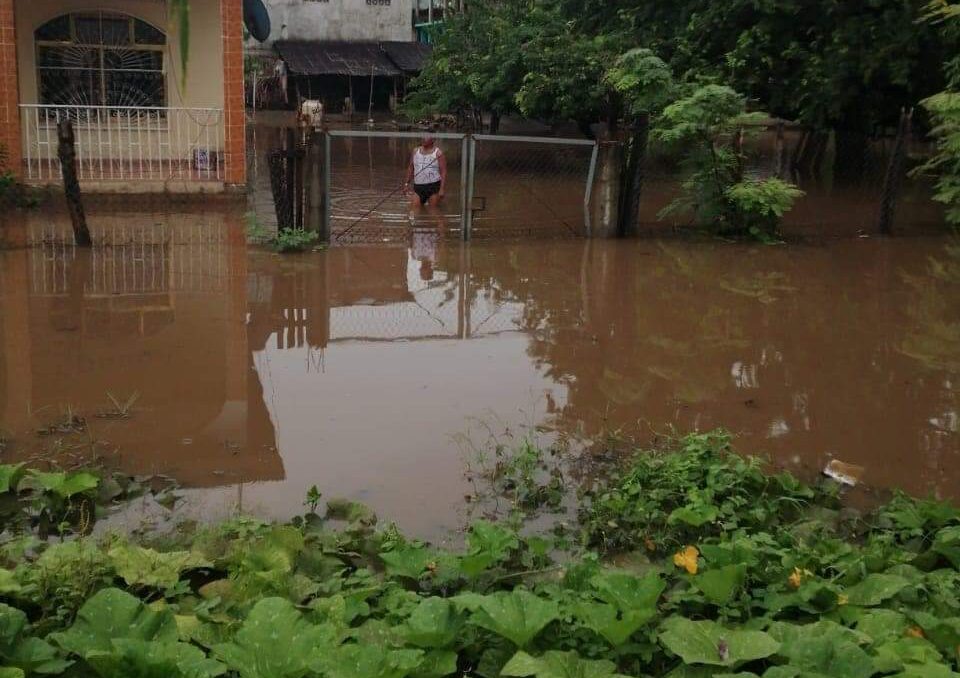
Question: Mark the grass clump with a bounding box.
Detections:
[0,432,959,677]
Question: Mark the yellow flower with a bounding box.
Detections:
[788,567,813,589]
[673,546,699,574]
[906,626,925,639]
[837,594,849,606]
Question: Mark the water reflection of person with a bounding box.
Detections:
[411,227,440,281]
[404,134,447,219]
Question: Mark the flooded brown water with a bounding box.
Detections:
[1,208,958,537]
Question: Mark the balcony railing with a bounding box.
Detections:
[20,105,225,183]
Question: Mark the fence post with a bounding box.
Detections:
[305,131,323,236]
[322,131,332,241]
[584,141,599,237]
[464,135,477,241]
[56,119,91,247]
[459,135,469,236]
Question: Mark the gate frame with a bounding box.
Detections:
[320,130,599,241]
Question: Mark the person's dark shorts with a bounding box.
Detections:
[414,181,442,205]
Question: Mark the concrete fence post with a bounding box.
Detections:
[589,140,624,238]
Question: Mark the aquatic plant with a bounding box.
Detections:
[1,434,959,677]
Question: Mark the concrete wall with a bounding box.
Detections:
[15,0,225,110]
[250,0,415,47]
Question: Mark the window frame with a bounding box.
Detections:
[34,11,167,110]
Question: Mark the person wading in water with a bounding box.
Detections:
[404,134,447,219]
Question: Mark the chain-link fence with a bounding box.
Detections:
[327,130,467,244]
[469,135,598,238]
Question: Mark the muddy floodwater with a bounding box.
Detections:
[1,215,958,538]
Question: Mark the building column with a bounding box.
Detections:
[0,0,21,177]
[221,0,246,187]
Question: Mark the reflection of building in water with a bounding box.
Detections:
[246,245,526,349]
[0,220,282,487]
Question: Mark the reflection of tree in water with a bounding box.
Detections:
[459,239,960,498]
[898,242,960,373]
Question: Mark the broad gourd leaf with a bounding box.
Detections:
[85,638,225,678]
[1,603,72,674]
[403,598,465,649]
[694,564,747,605]
[51,589,178,657]
[501,650,630,678]
[0,571,20,595]
[415,649,458,678]
[843,574,909,606]
[315,645,423,678]
[0,605,26,653]
[0,669,24,678]
[873,637,945,674]
[767,621,873,678]
[470,590,559,648]
[590,571,665,613]
[0,464,24,493]
[889,665,960,677]
[460,521,519,578]
[572,602,653,646]
[381,545,435,581]
[932,526,960,568]
[659,617,779,667]
[212,597,336,678]
[109,545,211,590]
[855,610,908,643]
[24,470,99,498]
[669,504,718,527]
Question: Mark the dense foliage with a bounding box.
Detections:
[2,433,960,677]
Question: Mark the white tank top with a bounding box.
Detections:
[412,147,442,185]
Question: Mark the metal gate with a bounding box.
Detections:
[324,130,468,244]
[321,131,598,244]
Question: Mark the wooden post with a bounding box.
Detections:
[56,120,91,247]
[305,132,323,236]
[284,127,296,229]
[878,108,913,235]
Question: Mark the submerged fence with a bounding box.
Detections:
[260,130,600,244]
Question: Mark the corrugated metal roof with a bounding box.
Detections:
[276,41,402,77]
[381,41,432,74]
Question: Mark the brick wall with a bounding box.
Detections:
[221,0,246,187]
[0,0,20,176]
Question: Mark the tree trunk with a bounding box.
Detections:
[618,115,649,236]
[489,111,501,134]
[56,120,91,247]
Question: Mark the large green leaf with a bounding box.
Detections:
[0,571,20,595]
[470,590,559,648]
[659,617,779,667]
[414,649,458,678]
[24,471,99,498]
[766,622,873,678]
[694,565,748,605]
[932,526,960,568]
[85,639,225,678]
[51,589,178,657]
[501,650,630,678]
[590,571,665,613]
[873,637,945,674]
[843,574,909,607]
[890,665,960,678]
[0,605,26,653]
[315,645,423,678]
[403,598,465,649]
[0,669,24,678]
[572,602,654,646]
[460,521,519,578]
[0,464,24,494]
[213,597,336,678]
[108,545,211,590]
[8,637,72,675]
[381,545,435,581]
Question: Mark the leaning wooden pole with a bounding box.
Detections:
[878,108,913,236]
[57,119,92,247]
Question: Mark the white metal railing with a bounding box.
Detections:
[20,105,225,183]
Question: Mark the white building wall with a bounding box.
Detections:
[251,0,415,48]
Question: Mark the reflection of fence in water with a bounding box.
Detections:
[27,222,234,296]
[329,256,524,342]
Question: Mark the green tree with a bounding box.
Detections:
[653,84,803,238]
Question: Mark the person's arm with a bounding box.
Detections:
[404,154,414,193]
[438,151,448,197]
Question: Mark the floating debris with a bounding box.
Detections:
[823,459,866,487]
